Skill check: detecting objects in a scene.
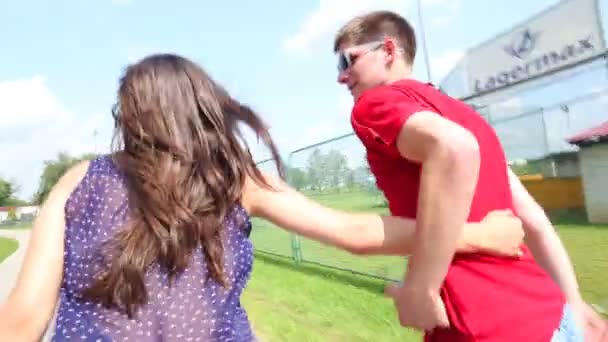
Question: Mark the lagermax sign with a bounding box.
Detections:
[466,0,605,95]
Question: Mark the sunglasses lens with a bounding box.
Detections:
[338,53,349,72]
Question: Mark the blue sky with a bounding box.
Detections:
[1,0,606,199]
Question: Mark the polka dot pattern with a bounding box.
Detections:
[52,155,256,341]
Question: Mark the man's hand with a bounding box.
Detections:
[385,282,449,331]
[571,301,608,341]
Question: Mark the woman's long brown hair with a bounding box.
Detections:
[81,54,283,317]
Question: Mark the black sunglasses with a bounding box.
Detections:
[337,41,384,72]
[111,103,120,127]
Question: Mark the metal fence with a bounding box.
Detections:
[250,55,608,281]
[250,134,407,281]
[465,57,608,173]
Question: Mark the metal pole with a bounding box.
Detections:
[539,108,557,177]
[93,129,98,154]
[286,152,302,264]
[416,0,433,83]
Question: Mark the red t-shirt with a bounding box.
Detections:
[351,79,565,342]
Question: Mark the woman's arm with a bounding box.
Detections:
[0,161,89,342]
[243,173,523,256]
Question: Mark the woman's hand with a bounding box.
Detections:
[461,210,525,257]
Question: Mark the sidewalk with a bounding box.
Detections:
[0,229,56,341]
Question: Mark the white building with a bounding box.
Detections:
[568,121,608,224]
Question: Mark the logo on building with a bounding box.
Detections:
[503,29,540,59]
[473,29,596,93]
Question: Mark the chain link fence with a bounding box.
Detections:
[466,57,608,176]
[286,134,406,280]
[251,134,406,281]
[248,157,298,260]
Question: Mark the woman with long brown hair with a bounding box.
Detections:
[0,54,524,341]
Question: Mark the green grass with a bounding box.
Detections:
[241,253,421,342]
[5,192,606,340]
[0,222,32,230]
[250,191,407,280]
[558,224,608,307]
[246,191,608,341]
[0,237,18,263]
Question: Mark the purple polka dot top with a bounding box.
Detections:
[52,155,256,341]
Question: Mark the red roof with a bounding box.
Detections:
[567,120,608,145]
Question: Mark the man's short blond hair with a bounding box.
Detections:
[333,10,417,65]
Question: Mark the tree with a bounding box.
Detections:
[510,161,541,176]
[287,167,309,190]
[345,170,356,190]
[7,207,17,221]
[0,178,14,206]
[0,177,25,206]
[33,152,97,204]
[324,150,350,190]
[306,149,326,191]
[303,149,352,193]
[356,156,387,207]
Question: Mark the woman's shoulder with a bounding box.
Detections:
[50,159,92,203]
[62,154,126,207]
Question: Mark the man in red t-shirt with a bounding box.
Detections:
[332,10,605,342]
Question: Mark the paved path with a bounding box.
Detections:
[0,229,56,341]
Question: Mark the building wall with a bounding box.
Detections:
[16,206,39,217]
[520,175,585,211]
[537,157,581,178]
[579,143,608,224]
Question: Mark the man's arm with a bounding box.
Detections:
[395,111,480,291]
[506,167,582,304]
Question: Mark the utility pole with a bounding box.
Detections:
[93,129,98,154]
[416,0,433,83]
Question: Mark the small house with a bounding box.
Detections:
[567,120,608,223]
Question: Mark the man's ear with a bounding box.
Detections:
[382,37,399,64]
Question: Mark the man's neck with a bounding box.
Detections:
[386,64,414,84]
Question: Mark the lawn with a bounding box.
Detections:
[250,191,406,280]
[0,222,32,230]
[0,237,18,263]
[2,191,605,341]
[242,253,421,341]
[245,190,608,341]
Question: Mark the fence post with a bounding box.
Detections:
[286,153,303,264]
[290,235,302,264]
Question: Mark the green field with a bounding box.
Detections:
[0,237,18,263]
[245,190,608,341]
[0,222,31,230]
[242,252,421,341]
[250,191,407,280]
[1,190,605,341]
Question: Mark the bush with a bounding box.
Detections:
[7,207,17,221]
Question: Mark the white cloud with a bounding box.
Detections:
[429,49,464,83]
[282,0,411,55]
[0,77,71,127]
[0,77,114,199]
